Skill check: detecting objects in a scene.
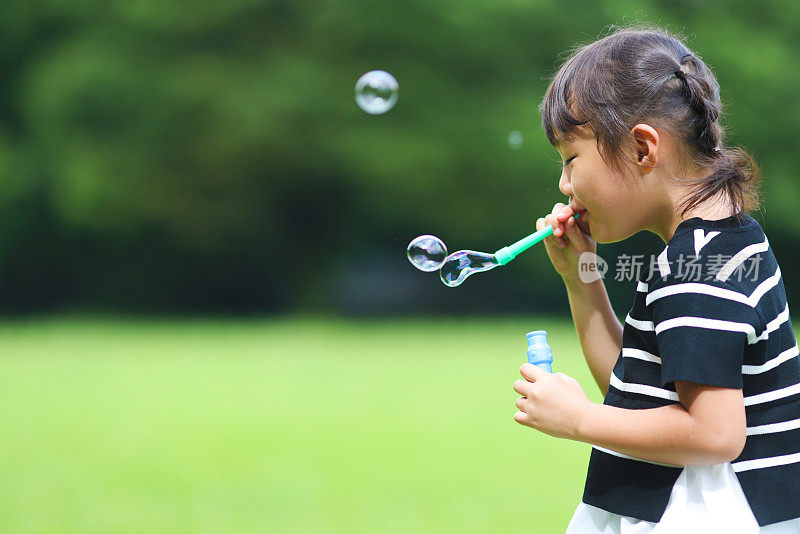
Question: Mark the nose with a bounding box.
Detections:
[559,169,572,196]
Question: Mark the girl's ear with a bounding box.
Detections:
[630,124,660,172]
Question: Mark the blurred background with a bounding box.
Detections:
[2,0,798,317]
[1,1,798,533]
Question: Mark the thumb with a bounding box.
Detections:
[520,362,547,382]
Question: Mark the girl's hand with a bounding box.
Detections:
[537,203,596,284]
[513,363,592,440]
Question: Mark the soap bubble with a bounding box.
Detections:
[407,235,447,272]
[508,131,523,149]
[439,250,499,287]
[355,70,399,115]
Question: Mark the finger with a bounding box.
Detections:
[564,210,592,241]
[564,214,584,243]
[543,214,557,238]
[513,379,531,396]
[555,204,576,222]
[514,410,528,425]
[536,217,545,231]
[548,214,565,237]
[551,204,566,236]
[515,396,527,411]
[520,363,547,382]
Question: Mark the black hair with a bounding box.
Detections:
[540,23,761,219]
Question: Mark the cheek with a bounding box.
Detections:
[570,176,589,204]
[582,178,623,215]
[572,179,600,212]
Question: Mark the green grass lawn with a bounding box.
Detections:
[0,316,606,533]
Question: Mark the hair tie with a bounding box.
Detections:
[675,66,687,79]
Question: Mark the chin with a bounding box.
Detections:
[584,216,617,244]
[580,212,608,244]
[595,233,612,244]
[598,224,638,244]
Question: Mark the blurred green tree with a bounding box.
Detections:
[0,1,796,314]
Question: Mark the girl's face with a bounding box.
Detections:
[556,126,661,244]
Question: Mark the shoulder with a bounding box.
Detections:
[646,214,771,290]
[635,214,790,334]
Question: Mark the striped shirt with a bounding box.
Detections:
[582,213,800,527]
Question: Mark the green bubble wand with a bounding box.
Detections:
[407,213,580,287]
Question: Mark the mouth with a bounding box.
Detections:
[569,200,587,216]
[571,205,591,235]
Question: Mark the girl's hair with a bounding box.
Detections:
[540,23,761,219]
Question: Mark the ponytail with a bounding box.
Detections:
[673,53,761,218]
[678,146,762,220]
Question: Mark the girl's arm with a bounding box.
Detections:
[514,365,747,466]
[539,204,622,395]
[564,277,622,395]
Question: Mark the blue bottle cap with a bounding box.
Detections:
[526,330,548,342]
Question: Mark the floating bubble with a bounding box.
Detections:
[439,250,500,287]
[407,235,448,272]
[508,131,523,149]
[355,70,399,115]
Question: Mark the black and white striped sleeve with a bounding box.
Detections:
[647,276,763,389]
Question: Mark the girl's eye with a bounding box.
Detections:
[562,156,576,167]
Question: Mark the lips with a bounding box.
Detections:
[569,199,587,214]
[568,200,591,235]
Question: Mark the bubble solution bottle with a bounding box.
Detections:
[526,330,553,373]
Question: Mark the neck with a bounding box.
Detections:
[653,191,736,244]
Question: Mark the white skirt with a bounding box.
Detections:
[566,463,800,534]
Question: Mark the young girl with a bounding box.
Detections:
[512,25,800,533]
